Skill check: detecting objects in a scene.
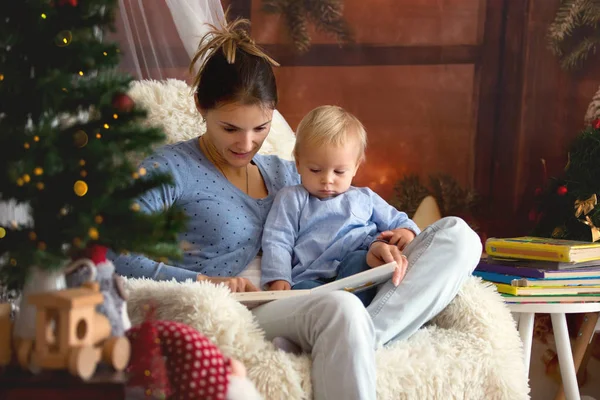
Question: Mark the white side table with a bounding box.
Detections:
[507,302,600,400]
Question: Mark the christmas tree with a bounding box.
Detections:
[0,0,186,289]
[531,120,600,242]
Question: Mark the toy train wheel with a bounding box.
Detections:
[68,346,97,380]
[102,336,130,371]
[16,339,33,369]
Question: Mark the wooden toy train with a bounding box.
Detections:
[0,282,130,380]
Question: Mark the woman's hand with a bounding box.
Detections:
[268,280,291,291]
[377,228,416,251]
[367,241,409,287]
[197,275,259,293]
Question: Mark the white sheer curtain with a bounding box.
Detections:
[110,0,225,81]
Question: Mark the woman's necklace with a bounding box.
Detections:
[200,136,249,195]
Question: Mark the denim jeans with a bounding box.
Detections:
[252,217,481,400]
[292,250,377,306]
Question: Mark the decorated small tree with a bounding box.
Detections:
[531,120,600,242]
[0,0,186,290]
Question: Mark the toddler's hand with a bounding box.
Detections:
[269,280,291,291]
[378,228,416,250]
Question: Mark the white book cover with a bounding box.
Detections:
[233,262,397,308]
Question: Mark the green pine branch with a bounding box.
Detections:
[261,0,353,53]
[548,0,600,70]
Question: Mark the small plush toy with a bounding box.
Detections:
[66,244,131,336]
[127,317,263,400]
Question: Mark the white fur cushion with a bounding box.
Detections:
[125,276,529,399]
[125,79,530,399]
[128,79,296,160]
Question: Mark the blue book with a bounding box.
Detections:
[473,270,600,287]
[476,258,600,280]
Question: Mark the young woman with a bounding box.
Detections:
[113,18,482,400]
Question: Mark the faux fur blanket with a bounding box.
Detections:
[126,276,530,400]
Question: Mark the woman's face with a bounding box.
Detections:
[200,101,273,168]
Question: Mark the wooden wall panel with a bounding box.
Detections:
[251,0,482,46]
[274,65,476,200]
[488,0,600,236]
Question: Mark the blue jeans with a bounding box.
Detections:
[252,217,482,400]
[292,250,377,306]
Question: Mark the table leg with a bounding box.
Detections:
[518,312,535,375]
[554,313,599,400]
[551,313,580,400]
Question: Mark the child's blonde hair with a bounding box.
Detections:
[294,106,367,161]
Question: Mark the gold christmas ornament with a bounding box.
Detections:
[78,71,84,76]
[73,130,88,148]
[73,237,82,247]
[28,231,37,241]
[0,227,6,239]
[574,194,597,218]
[130,203,141,212]
[581,216,600,242]
[55,30,73,47]
[16,178,24,187]
[74,180,88,196]
[36,182,44,190]
[24,142,30,149]
[88,227,99,240]
[103,123,109,129]
[113,113,118,119]
[132,172,139,179]
[0,74,3,81]
[9,258,17,266]
[41,13,47,19]
[96,133,102,139]
[79,159,86,166]
[139,167,147,176]
[23,174,31,183]
[33,167,43,176]
[80,170,87,178]
[37,242,47,251]
[33,136,39,142]
[94,215,103,224]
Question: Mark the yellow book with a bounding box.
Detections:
[493,282,600,296]
[485,236,600,263]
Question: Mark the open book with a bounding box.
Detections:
[233,262,397,308]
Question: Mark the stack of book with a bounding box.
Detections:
[476,236,600,304]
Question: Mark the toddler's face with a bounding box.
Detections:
[295,137,361,199]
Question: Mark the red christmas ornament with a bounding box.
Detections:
[112,93,135,113]
[528,209,538,222]
[57,0,78,6]
[593,119,600,130]
[556,185,568,196]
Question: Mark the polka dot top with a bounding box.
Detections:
[111,138,300,281]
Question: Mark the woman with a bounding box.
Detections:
[113,18,482,399]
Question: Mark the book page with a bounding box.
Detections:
[232,261,397,308]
